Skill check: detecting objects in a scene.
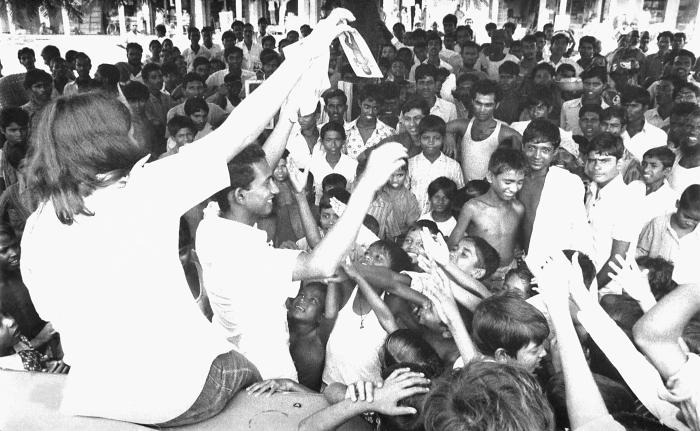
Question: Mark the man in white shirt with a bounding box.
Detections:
[182,27,212,70]
[415,64,458,123]
[620,85,667,161]
[541,30,583,76]
[205,46,256,91]
[560,66,609,135]
[201,26,223,61]
[408,32,454,81]
[238,23,263,71]
[196,142,407,380]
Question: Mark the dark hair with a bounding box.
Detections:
[658,31,674,41]
[213,145,267,213]
[415,63,439,82]
[224,45,244,59]
[161,61,178,76]
[148,39,162,50]
[556,63,576,76]
[319,187,350,211]
[321,172,347,191]
[471,79,502,102]
[423,362,555,431]
[74,52,90,63]
[524,85,554,108]
[125,42,143,53]
[358,83,383,105]
[320,121,346,141]
[0,107,29,129]
[192,56,210,70]
[498,60,520,77]
[182,72,205,87]
[41,45,61,60]
[96,64,120,87]
[369,240,412,272]
[261,35,276,48]
[401,97,430,115]
[167,115,197,137]
[141,63,161,81]
[600,294,643,339]
[643,146,675,169]
[381,329,443,378]
[587,132,625,159]
[635,256,676,300]
[456,72,481,88]
[231,20,244,29]
[523,119,561,149]
[26,93,148,224]
[579,35,597,47]
[578,103,603,119]
[260,48,281,66]
[531,62,556,79]
[672,49,696,66]
[485,22,498,31]
[187,26,200,37]
[522,34,537,45]
[427,176,457,200]
[418,115,446,137]
[184,97,209,116]
[534,30,546,39]
[503,22,516,31]
[472,291,550,357]
[466,236,500,279]
[488,147,528,176]
[17,47,35,60]
[121,81,150,102]
[580,65,607,83]
[322,88,347,106]
[620,85,650,107]
[601,106,627,125]
[23,69,52,89]
[674,81,700,99]
[679,184,700,211]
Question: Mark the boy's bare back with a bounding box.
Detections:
[464,195,524,266]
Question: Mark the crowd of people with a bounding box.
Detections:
[0,4,699,431]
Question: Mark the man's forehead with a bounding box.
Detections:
[587,152,615,160]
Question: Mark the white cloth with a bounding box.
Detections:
[322,289,386,385]
[430,97,458,123]
[631,180,679,232]
[474,54,520,80]
[20,145,233,424]
[669,159,700,195]
[285,123,321,171]
[205,68,257,89]
[461,119,503,181]
[196,214,301,380]
[527,166,593,268]
[586,175,644,270]
[408,153,464,214]
[308,152,357,204]
[418,213,456,237]
[510,120,579,157]
[236,40,263,71]
[624,122,667,161]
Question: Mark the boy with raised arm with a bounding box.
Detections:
[449,148,527,285]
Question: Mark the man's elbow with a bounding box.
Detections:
[632,318,655,352]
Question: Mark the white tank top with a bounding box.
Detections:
[322,288,387,386]
[461,119,503,181]
[670,159,700,194]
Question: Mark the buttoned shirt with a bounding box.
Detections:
[644,107,670,129]
[560,98,608,136]
[182,44,212,69]
[637,213,699,267]
[408,152,465,214]
[237,40,263,71]
[343,119,396,160]
[625,121,667,161]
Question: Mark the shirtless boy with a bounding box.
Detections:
[444,80,521,181]
[449,148,526,283]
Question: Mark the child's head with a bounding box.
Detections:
[523,119,561,173]
[641,146,675,187]
[184,97,210,131]
[578,103,603,140]
[580,66,607,99]
[321,173,347,194]
[449,235,500,280]
[532,62,556,86]
[427,177,457,215]
[418,115,446,157]
[402,221,440,263]
[122,81,150,112]
[261,35,276,50]
[287,282,327,325]
[498,61,520,92]
[381,329,443,378]
[400,97,430,137]
[318,188,350,232]
[472,291,550,372]
[0,225,20,272]
[585,132,625,186]
[161,61,180,87]
[487,148,528,201]
[322,88,348,124]
[523,88,554,120]
[423,362,555,431]
[260,48,281,78]
[182,72,206,99]
[167,115,196,148]
[273,150,290,182]
[620,85,650,124]
[578,35,596,59]
[23,69,53,103]
[503,266,534,296]
[74,52,92,79]
[555,63,576,80]
[674,184,700,231]
[192,56,211,79]
[17,47,35,70]
[357,84,383,122]
[363,240,412,272]
[600,106,627,136]
[386,159,409,190]
[320,121,346,156]
[635,256,676,300]
[148,39,162,57]
[0,107,29,147]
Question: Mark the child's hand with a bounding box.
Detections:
[421,257,460,325]
[371,368,430,416]
[529,253,572,315]
[329,196,346,217]
[361,143,408,190]
[419,228,450,266]
[608,253,655,308]
[286,158,309,194]
[246,378,298,397]
[345,380,382,402]
[341,261,363,282]
[303,8,355,57]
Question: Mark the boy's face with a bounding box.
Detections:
[0,233,20,271]
[498,72,517,91]
[298,111,318,129]
[414,45,427,61]
[514,341,547,373]
[585,151,620,186]
[226,52,244,70]
[420,131,443,156]
[244,27,254,44]
[526,101,550,120]
[2,122,27,146]
[582,77,604,98]
[390,60,406,79]
[127,48,142,67]
[30,81,53,102]
[579,112,601,139]
[184,80,205,99]
[321,130,343,155]
[461,46,479,68]
[658,36,671,52]
[273,158,288,182]
[600,116,624,135]
[488,169,525,201]
[429,189,450,214]
[145,70,164,92]
[624,100,646,123]
[201,30,213,45]
[359,98,380,121]
[402,229,424,263]
[416,76,437,100]
[319,207,339,231]
[287,284,325,323]
[263,60,280,77]
[173,127,194,147]
[0,313,20,356]
[674,203,700,231]
[449,238,480,276]
[535,36,546,52]
[473,93,497,122]
[194,63,210,79]
[522,41,536,59]
[362,244,391,267]
[641,156,670,186]
[189,109,208,130]
[402,108,425,137]
[533,69,552,85]
[163,72,179,87]
[387,167,407,189]
[325,96,347,123]
[524,140,556,172]
[550,37,568,57]
[579,42,594,59]
[19,53,35,70]
[75,58,91,78]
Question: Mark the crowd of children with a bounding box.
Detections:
[0,4,700,431]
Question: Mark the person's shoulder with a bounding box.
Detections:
[562,98,580,108]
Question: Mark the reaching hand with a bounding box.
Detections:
[607,254,655,308]
[302,8,355,58]
[361,143,408,190]
[246,379,298,397]
[371,368,430,416]
[44,359,70,374]
[286,158,309,194]
[345,380,382,403]
[341,262,363,282]
[419,228,450,266]
[421,257,460,326]
[329,196,347,217]
[529,252,572,315]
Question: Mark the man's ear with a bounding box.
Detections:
[494,348,510,363]
[486,171,494,184]
[663,166,673,179]
[231,187,246,206]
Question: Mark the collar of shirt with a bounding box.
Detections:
[206,212,269,246]
[587,174,625,202]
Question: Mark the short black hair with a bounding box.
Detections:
[643,146,675,168]
[320,121,346,141]
[488,147,528,176]
[322,88,347,106]
[0,107,29,129]
[471,79,502,102]
[417,115,446,137]
[587,132,625,160]
[167,115,196,137]
[184,97,209,116]
[213,145,267,212]
[401,97,430,115]
[122,81,150,102]
[23,69,52,89]
[523,119,561,149]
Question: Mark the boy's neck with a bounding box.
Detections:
[646,178,665,194]
[484,187,510,205]
[325,152,341,165]
[288,318,320,338]
[627,118,645,137]
[422,150,441,163]
[529,165,549,179]
[223,206,257,226]
[431,210,451,221]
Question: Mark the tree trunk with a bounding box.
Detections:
[118,2,127,35]
[341,0,386,56]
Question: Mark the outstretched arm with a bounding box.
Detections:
[448,202,473,247]
[344,263,399,334]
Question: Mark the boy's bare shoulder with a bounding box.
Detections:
[511,199,525,214]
